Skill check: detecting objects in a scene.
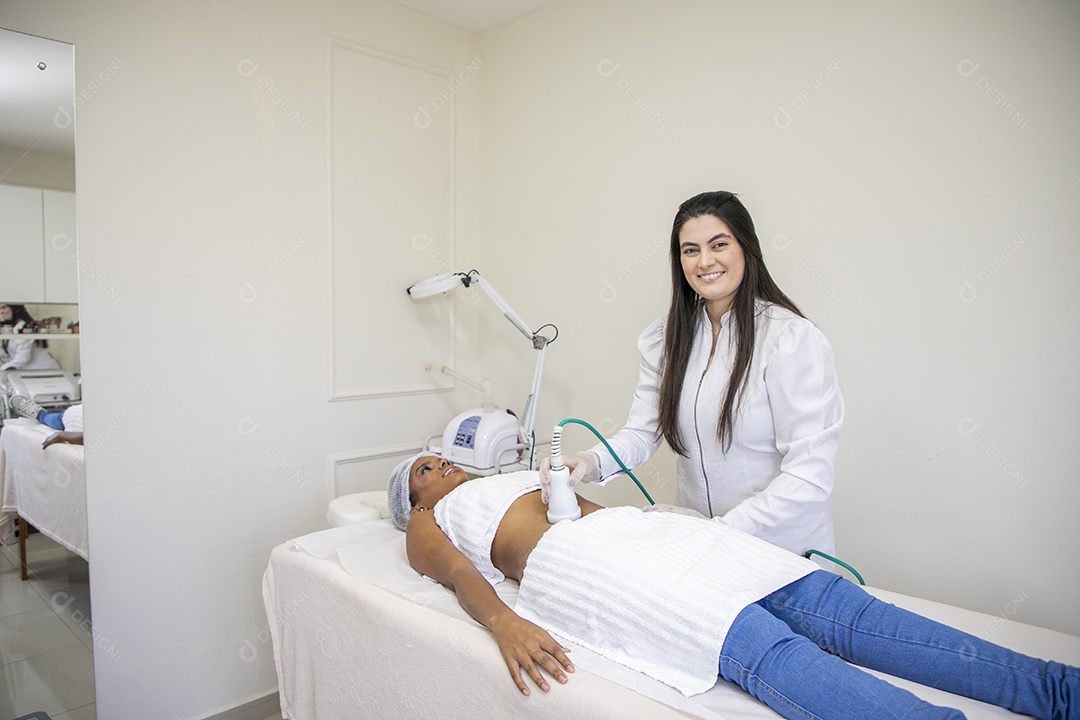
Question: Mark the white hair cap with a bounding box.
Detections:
[387,453,426,531]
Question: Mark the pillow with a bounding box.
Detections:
[327,491,390,527]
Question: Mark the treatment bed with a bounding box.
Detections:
[264,504,1080,720]
[0,418,88,577]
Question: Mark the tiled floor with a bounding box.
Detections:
[0,532,282,720]
[0,530,96,719]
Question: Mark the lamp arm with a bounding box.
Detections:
[519,336,549,443]
[409,268,552,461]
[470,273,535,341]
[465,271,550,442]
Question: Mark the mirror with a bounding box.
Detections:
[0,27,94,718]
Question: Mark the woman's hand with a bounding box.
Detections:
[489,613,574,695]
[538,451,601,501]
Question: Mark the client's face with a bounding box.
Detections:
[409,455,469,509]
[0,305,11,322]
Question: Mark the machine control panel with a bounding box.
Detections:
[452,415,480,449]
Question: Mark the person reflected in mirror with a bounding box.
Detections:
[8,396,82,447]
[0,304,60,371]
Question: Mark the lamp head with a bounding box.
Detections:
[407,271,470,299]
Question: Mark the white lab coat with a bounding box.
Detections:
[0,321,61,372]
[592,302,844,556]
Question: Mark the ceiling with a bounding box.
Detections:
[0,2,533,157]
[389,0,544,32]
[0,27,75,156]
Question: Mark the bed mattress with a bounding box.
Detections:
[0,419,87,559]
[265,519,1080,719]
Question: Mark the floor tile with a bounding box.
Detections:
[24,555,90,604]
[0,546,24,583]
[0,643,95,717]
[0,606,81,665]
[0,576,48,618]
[2,532,65,563]
[0,534,96,719]
[0,542,64,586]
[0,564,20,584]
[54,701,97,720]
[52,594,93,649]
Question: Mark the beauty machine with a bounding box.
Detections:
[1,369,81,419]
[407,270,557,473]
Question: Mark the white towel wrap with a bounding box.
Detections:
[515,506,818,696]
[433,471,541,584]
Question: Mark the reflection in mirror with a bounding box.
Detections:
[0,27,95,717]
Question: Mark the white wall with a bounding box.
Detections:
[2,1,482,717]
[477,0,1080,637]
[1,1,1076,716]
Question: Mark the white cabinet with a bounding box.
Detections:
[0,185,45,301]
[0,185,77,304]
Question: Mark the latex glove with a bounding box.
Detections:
[538,451,601,503]
[642,504,707,520]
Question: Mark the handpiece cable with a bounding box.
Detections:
[554,417,865,584]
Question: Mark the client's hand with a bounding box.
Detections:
[490,613,574,695]
[42,431,83,449]
[538,452,601,501]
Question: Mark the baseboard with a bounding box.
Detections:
[199,692,281,720]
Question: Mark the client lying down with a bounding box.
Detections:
[387,454,1077,720]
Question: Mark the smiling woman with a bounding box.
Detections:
[543,191,845,561]
[678,213,747,318]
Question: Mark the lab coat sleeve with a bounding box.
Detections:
[0,337,33,371]
[589,320,665,484]
[720,320,844,538]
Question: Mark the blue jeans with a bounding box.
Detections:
[37,410,65,431]
[719,570,1078,720]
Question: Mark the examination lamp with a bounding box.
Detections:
[407,270,553,472]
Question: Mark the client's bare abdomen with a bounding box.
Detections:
[490,490,603,581]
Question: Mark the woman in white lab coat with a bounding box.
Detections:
[547,191,844,557]
[0,304,60,372]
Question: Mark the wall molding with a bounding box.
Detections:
[327,442,425,500]
[325,38,457,402]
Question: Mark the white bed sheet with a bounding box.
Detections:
[0,419,88,559]
[265,521,1080,720]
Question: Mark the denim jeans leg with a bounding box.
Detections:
[38,410,66,430]
[760,570,1079,720]
[720,602,965,720]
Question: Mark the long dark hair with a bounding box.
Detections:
[658,191,803,455]
[0,304,34,326]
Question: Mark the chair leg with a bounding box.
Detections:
[18,516,28,581]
